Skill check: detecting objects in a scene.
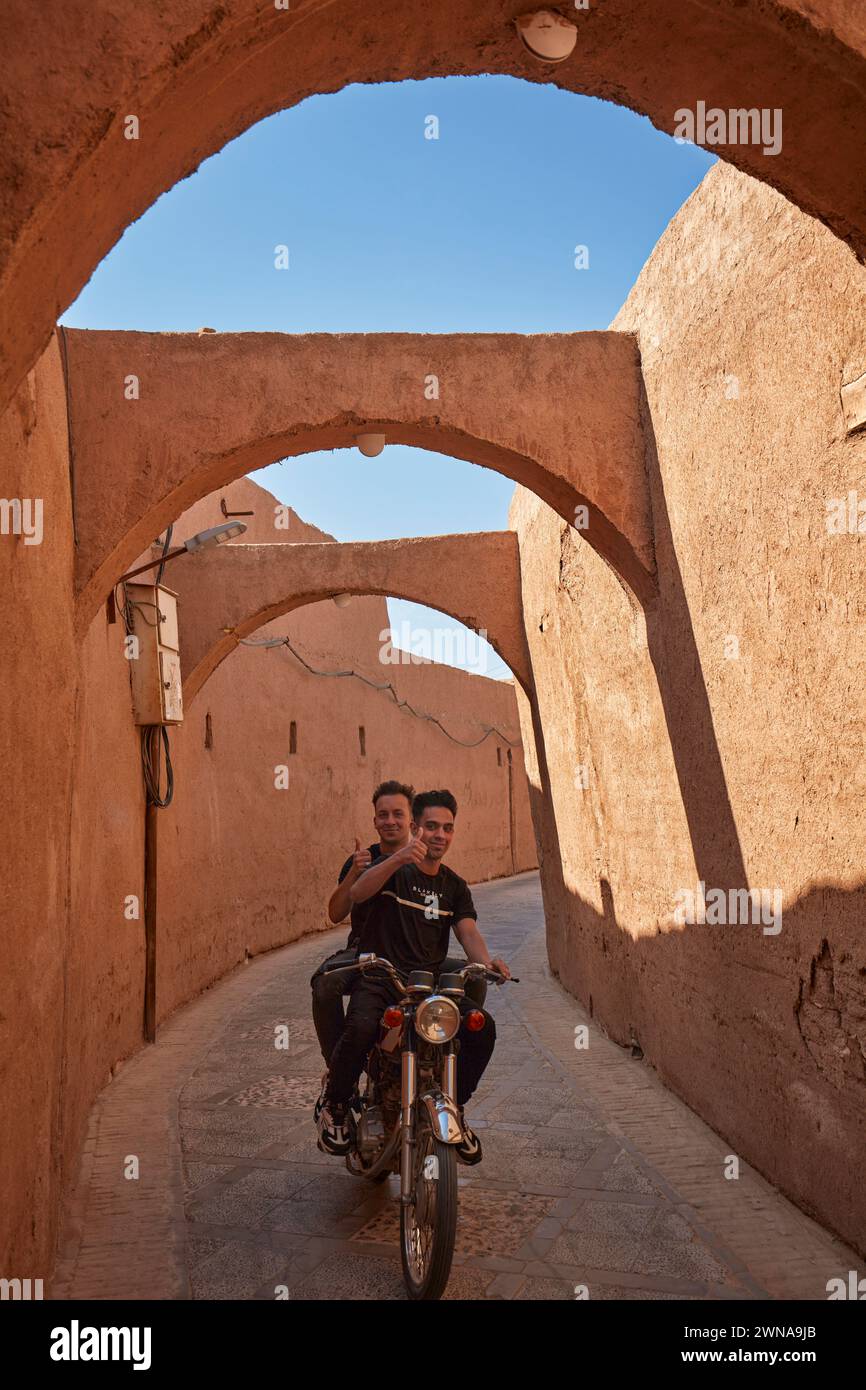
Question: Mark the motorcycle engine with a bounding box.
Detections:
[356,1103,385,1159]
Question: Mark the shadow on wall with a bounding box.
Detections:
[521,489,866,1256]
[640,383,748,897]
[519,383,866,1258]
[543,842,866,1261]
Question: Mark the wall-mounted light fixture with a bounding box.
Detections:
[183,521,247,554]
[108,522,248,621]
[357,432,386,457]
[515,10,578,63]
[117,522,248,583]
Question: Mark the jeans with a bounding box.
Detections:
[325,975,496,1109]
[310,947,357,1065]
[310,949,488,1065]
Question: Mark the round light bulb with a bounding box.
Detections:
[515,10,578,63]
[357,432,386,457]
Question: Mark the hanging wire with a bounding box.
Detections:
[239,634,521,748]
[141,725,174,807]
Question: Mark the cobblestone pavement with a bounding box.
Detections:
[53,872,858,1301]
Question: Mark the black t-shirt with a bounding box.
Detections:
[357,862,477,976]
[337,843,382,948]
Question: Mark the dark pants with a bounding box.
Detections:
[326,975,496,1109]
[311,949,488,1066]
[310,948,358,1065]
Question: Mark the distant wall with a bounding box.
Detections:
[512,162,866,1253]
[155,479,535,1016]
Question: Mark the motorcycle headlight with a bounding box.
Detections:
[415,994,460,1044]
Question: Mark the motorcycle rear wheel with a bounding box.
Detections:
[400,1114,458,1300]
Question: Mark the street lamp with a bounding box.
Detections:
[108,521,248,621]
[116,522,248,583]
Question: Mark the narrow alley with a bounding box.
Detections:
[53,874,856,1302]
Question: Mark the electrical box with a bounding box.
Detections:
[125,582,184,725]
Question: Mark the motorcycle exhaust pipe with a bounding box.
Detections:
[443,1049,457,1102]
[400,1048,417,1204]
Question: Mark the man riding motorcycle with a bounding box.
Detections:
[310,780,415,1069]
[316,789,510,1162]
[311,780,487,1075]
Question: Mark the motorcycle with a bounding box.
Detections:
[319,951,516,1300]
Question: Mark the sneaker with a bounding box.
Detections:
[316,1100,351,1156]
[455,1106,483,1166]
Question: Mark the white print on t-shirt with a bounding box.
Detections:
[424,892,440,921]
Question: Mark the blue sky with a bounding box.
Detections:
[62,76,713,678]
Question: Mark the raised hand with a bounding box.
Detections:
[352,836,372,874]
[399,833,427,867]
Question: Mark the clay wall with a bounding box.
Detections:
[511,162,866,1251]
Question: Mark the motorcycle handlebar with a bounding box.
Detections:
[321,953,518,985]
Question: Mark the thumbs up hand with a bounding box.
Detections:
[398,834,427,867]
[352,837,372,873]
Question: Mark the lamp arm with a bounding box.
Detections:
[117,546,188,584]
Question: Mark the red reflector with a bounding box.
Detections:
[382,1007,403,1028]
[465,1010,486,1032]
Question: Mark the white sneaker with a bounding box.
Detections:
[455,1107,483,1166]
[316,1101,351,1156]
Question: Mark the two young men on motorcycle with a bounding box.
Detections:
[311,780,509,1161]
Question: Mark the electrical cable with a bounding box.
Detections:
[239,634,521,748]
[140,725,174,808]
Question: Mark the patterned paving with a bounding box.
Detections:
[223,1075,323,1109]
[53,872,860,1301]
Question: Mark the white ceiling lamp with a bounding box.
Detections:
[357,432,386,457]
[332,592,353,609]
[515,10,578,63]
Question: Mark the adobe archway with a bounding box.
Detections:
[4,2,866,419]
[174,531,534,703]
[63,327,657,623]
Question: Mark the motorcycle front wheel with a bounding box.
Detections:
[400,1111,458,1300]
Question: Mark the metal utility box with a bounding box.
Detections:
[125,582,184,725]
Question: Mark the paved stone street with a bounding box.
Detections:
[53,872,858,1300]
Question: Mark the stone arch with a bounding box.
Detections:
[4,2,866,418]
[175,532,534,704]
[64,327,657,626]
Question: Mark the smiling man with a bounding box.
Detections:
[310,779,415,1069]
[316,789,509,1162]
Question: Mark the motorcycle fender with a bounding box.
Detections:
[420,1089,463,1144]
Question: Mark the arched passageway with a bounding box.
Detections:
[4,2,866,417]
[175,531,534,703]
[63,326,656,623]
